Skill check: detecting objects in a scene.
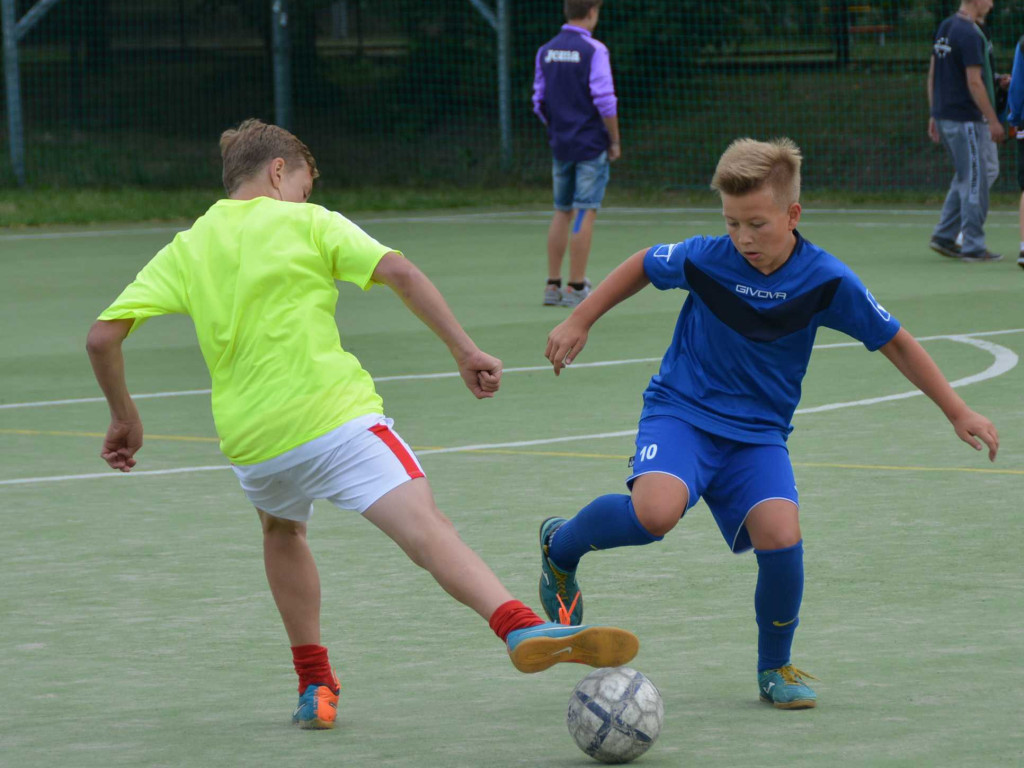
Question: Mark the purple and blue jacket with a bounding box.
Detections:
[533,24,618,162]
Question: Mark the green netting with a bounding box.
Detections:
[2,0,1024,191]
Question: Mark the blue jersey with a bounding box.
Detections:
[641,232,901,445]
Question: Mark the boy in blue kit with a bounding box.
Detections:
[538,137,1000,709]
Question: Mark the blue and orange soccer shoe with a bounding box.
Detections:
[758,665,818,709]
[293,673,340,730]
[506,622,638,674]
[539,517,584,626]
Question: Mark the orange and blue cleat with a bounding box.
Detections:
[506,622,639,673]
[292,673,340,729]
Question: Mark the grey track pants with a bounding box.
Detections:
[933,118,994,253]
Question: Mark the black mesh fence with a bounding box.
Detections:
[2,0,1024,191]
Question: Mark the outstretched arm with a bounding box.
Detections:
[879,328,999,460]
[371,251,501,399]
[545,249,650,375]
[86,318,143,471]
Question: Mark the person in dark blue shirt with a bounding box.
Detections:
[927,0,1005,261]
[537,137,1000,710]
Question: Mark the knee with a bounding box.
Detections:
[755,531,801,551]
[260,512,306,540]
[632,497,684,538]
[751,524,801,551]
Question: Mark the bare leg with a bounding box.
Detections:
[568,208,598,284]
[259,509,321,646]
[744,499,801,550]
[547,210,572,281]
[630,472,688,537]
[362,478,514,620]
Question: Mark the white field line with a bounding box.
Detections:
[3,328,1021,412]
[0,334,1017,487]
[794,336,1018,414]
[0,226,185,241]
[5,207,1023,241]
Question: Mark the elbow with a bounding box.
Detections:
[86,320,126,357]
[86,323,106,356]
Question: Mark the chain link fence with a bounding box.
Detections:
[2,0,1023,191]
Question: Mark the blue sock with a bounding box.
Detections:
[754,540,804,672]
[548,494,662,571]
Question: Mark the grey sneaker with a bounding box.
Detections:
[960,249,1003,262]
[929,237,961,259]
[560,279,592,307]
[543,283,564,306]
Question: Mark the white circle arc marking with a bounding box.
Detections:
[0,336,1016,486]
[794,336,1018,415]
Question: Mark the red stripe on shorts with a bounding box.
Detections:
[369,424,424,479]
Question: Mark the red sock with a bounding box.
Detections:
[291,644,338,694]
[488,600,545,642]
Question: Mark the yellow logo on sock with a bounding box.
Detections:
[772,618,797,627]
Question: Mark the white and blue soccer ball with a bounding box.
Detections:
[567,666,664,764]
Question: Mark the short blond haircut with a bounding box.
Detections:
[219,118,319,195]
[710,137,802,207]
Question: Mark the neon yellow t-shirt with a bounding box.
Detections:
[99,197,395,464]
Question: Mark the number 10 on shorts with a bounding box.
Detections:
[637,443,658,462]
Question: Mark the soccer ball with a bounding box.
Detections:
[567,666,664,764]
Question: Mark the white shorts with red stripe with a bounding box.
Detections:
[231,414,424,522]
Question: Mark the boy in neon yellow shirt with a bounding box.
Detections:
[87,119,638,730]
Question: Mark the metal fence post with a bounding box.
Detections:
[272,0,293,130]
[2,0,25,186]
[497,0,511,171]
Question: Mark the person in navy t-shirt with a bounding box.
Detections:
[536,137,1000,710]
[533,0,620,307]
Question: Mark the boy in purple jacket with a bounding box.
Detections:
[533,0,621,307]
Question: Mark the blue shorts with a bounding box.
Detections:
[626,416,799,553]
[552,151,610,211]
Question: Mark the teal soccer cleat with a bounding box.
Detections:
[758,665,818,709]
[506,622,639,673]
[539,517,583,625]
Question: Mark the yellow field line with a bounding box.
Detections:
[457,448,1024,476]
[465,448,627,460]
[793,461,1023,475]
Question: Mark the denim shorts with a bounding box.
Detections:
[625,416,799,553]
[552,151,610,211]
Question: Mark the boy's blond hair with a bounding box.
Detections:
[710,137,802,207]
[219,118,320,195]
[565,0,602,21]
